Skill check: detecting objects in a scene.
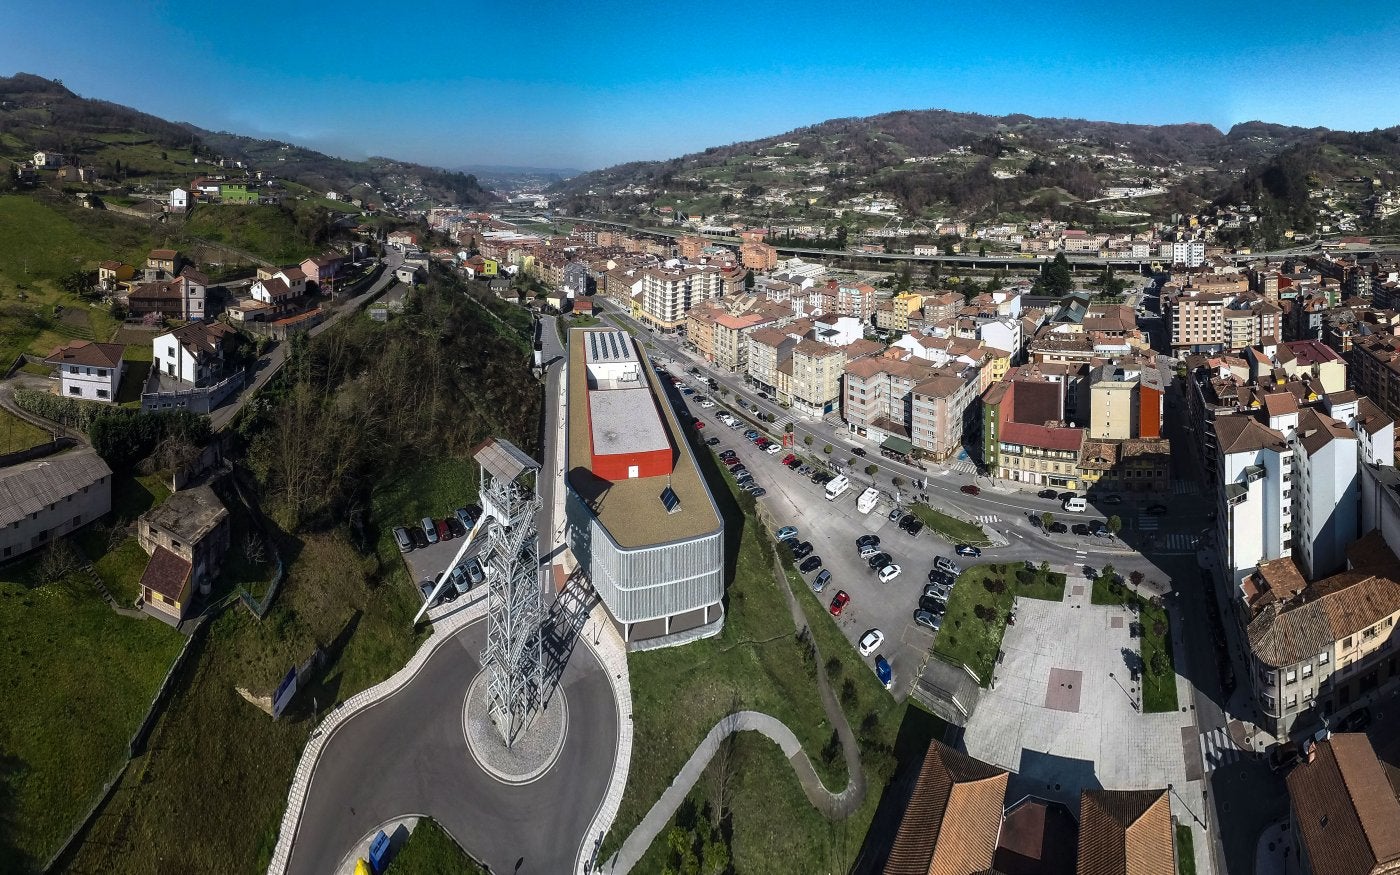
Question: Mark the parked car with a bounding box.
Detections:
[919,594,947,615]
[787,458,803,470]
[960,484,981,496]
[934,556,960,575]
[744,429,759,440]
[812,472,833,485]
[888,507,902,522]
[454,507,475,531]
[858,629,885,657]
[867,551,893,570]
[450,563,471,594]
[445,515,467,538]
[706,437,721,446]
[421,517,439,545]
[924,582,951,601]
[829,590,850,616]
[750,487,767,497]
[781,453,797,465]
[1102,494,1123,504]
[1337,706,1373,732]
[1145,504,1168,515]
[928,568,956,586]
[436,518,452,541]
[692,419,705,429]
[393,526,414,553]
[954,544,981,558]
[898,514,917,531]
[1037,489,1059,499]
[878,564,902,584]
[858,545,880,559]
[409,525,429,549]
[1071,524,1091,536]
[811,569,831,593]
[874,655,892,689]
[1058,491,1076,502]
[856,534,880,549]
[904,518,924,536]
[852,447,867,457]
[1266,741,1301,774]
[467,556,486,586]
[765,444,783,455]
[800,555,823,573]
[792,541,814,560]
[1048,522,1069,534]
[731,465,748,476]
[418,577,439,605]
[777,526,799,541]
[913,610,942,632]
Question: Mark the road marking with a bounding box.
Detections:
[974,514,1001,524]
[1198,727,1249,772]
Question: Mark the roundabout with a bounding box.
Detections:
[463,670,568,785]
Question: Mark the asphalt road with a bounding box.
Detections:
[285,620,616,875]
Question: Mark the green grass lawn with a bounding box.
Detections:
[115,360,149,405]
[180,205,318,265]
[1176,823,1196,875]
[0,407,51,455]
[933,562,1066,685]
[112,329,157,358]
[384,819,486,875]
[910,502,989,546]
[1090,571,1179,713]
[0,556,185,870]
[91,537,150,606]
[63,531,426,875]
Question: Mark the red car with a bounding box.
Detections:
[829,590,850,617]
[435,519,451,541]
[960,484,981,496]
[781,453,797,465]
[693,419,705,429]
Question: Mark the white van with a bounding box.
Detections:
[1062,496,1087,513]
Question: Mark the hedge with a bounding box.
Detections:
[12,389,108,430]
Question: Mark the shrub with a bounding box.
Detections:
[840,678,858,708]
[12,389,105,430]
[865,464,878,476]
[984,577,1007,594]
[1015,568,1035,586]
[824,656,843,679]
[823,443,832,454]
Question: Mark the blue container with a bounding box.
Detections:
[368,831,391,874]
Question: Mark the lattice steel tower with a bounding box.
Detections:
[474,438,545,748]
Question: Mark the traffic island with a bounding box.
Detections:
[462,671,568,785]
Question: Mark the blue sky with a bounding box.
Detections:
[4,0,1399,172]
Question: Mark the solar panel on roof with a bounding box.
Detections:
[660,486,681,514]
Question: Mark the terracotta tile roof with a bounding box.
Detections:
[139,545,192,603]
[44,339,124,369]
[1214,415,1288,455]
[148,248,178,260]
[993,796,1077,875]
[1296,408,1356,457]
[1286,734,1400,875]
[885,741,1008,875]
[179,266,209,285]
[1076,788,1174,875]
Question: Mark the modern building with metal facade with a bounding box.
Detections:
[564,327,725,648]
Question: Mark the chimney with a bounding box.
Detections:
[1304,739,1317,763]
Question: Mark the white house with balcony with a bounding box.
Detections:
[43,340,126,403]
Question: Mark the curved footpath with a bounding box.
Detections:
[604,555,866,874]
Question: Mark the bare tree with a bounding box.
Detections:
[705,691,743,829]
[244,532,266,566]
[38,539,80,585]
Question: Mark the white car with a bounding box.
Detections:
[858,629,885,657]
[765,444,783,455]
[699,399,715,408]
[878,564,902,584]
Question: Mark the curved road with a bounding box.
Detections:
[285,619,617,875]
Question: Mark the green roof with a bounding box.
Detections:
[881,436,914,455]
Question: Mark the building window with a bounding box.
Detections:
[1286,669,1297,684]
[68,385,81,396]
[96,389,109,399]
[1343,637,1353,650]
[1319,650,1330,664]
[97,369,107,378]
[1302,663,1313,678]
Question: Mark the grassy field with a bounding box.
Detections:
[0,555,185,870]
[383,819,486,875]
[602,456,845,865]
[0,407,51,454]
[63,530,426,875]
[1090,572,1179,713]
[910,502,989,546]
[90,537,150,606]
[933,562,1066,685]
[181,204,318,265]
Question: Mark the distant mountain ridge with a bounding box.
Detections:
[553,105,1400,238]
[0,72,492,207]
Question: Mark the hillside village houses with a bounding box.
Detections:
[44,340,126,403]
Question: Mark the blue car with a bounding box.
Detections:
[874,655,893,690]
[455,507,475,531]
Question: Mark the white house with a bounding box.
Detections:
[326,191,339,200]
[153,322,235,387]
[43,341,126,403]
[394,265,423,284]
[250,277,296,310]
[169,188,189,212]
[33,151,63,168]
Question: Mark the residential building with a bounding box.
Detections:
[564,328,724,648]
[32,150,63,168]
[738,231,778,271]
[1349,334,1400,423]
[638,264,724,332]
[97,260,135,289]
[883,741,1009,875]
[136,485,230,623]
[843,356,941,443]
[153,321,237,387]
[1214,414,1294,593]
[387,230,420,248]
[300,253,345,294]
[1087,359,1166,441]
[250,277,297,312]
[1078,438,1172,495]
[169,187,188,211]
[1243,535,1400,737]
[145,248,181,279]
[981,375,1085,489]
[1168,293,1226,354]
[43,340,125,403]
[910,368,982,460]
[218,182,259,204]
[780,338,846,417]
[1285,733,1400,875]
[126,267,207,321]
[0,449,112,562]
[1076,789,1175,875]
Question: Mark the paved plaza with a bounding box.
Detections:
[963,580,1211,867]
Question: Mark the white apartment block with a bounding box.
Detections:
[639,265,723,331]
[1215,415,1293,593]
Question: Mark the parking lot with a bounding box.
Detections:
[398,519,488,606]
[668,372,957,697]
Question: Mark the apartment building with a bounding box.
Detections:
[1243,535,1400,738]
[820,280,877,321]
[1086,359,1165,441]
[1214,413,1294,593]
[1348,334,1400,422]
[780,339,846,417]
[1168,293,1226,354]
[981,375,1085,489]
[638,264,724,331]
[843,356,940,442]
[910,368,981,461]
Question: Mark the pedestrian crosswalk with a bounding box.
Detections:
[1136,516,1159,532]
[1159,533,1198,552]
[1199,727,1249,771]
[948,459,977,475]
[974,515,1001,525]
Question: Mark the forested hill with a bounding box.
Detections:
[0,73,492,207]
